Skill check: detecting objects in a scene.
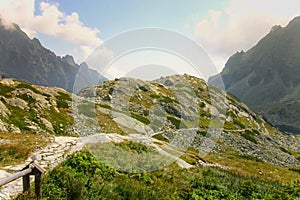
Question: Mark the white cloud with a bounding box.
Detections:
[195,0,300,72]
[0,0,102,62]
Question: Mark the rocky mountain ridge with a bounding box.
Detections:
[209,16,300,134]
[0,20,106,92]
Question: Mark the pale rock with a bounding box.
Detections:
[0,119,8,132]
[4,97,29,110]
[0,78,16,86]
[40,117,53,131]
[0,100,10,117]
[9,124,21,133]
[25,125,38,132]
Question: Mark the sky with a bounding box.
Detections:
[0,0,300,79]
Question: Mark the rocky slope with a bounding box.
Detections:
[209,16,300,134]
[76,74,300,167]
[0,19,106,92]
[0,75,300,168]
[0,78,74,135]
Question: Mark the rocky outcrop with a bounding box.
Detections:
[0,78,73,135]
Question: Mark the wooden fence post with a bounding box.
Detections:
[34,173,42,199]
[0,161,45,199]
[22,174,30,192]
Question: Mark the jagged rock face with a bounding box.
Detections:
[0,21,106,92]
[209,16,300,134]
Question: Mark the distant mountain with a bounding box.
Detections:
[209,16,300,134]
[0,20,106,93]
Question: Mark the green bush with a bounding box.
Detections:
[13,151,295,200]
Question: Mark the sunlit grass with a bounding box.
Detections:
[0,132,52,167]
[205,153,300,184]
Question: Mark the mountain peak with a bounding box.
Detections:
[62,55,76,66]
[287,15,300,26]
[0,21,106,92]
[209,16,300,134]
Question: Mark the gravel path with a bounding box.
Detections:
[0,133,227,199]
[0,136,83,200]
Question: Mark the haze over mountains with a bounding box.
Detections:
[0,15,300,199]
[209,16,300,134]
[0,20,106,93]
[1,14,300,136]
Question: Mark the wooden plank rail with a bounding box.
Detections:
[0,161,45,199]
[0,167,33,186]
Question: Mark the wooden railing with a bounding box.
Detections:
[0,161,45,199]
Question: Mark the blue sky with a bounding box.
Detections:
[1,0,300,78]
[36,0,225,38]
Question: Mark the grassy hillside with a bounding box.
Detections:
[0,75,299,199]
[17,150,300,200]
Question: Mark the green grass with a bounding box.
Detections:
[0,103,28,130]
[150,94,160,98]
[197,130,208,137]
[56,99,69,108]
[77,101,96,118]
[159,96,178,104]
[17,150,300,200]
[46,107,73,135]
[16,83,42,94]
[199,102,205,108]
[0,83,14,97]
[152,133,169,142]
[206,153,300,184]
[233,118,246,129]
[167,116,187,129]
[99,103,112,110]
[17,94,36,104]
[0,132,50,166]
[130,112,150,125]
[180,154,199,165]
[199,116,210,129]
[96,110,125,135]
[55,91,71,109]
[237,154,263,162]
[56,91,72,101]
[241,130,258,144]
[115,141,154,154]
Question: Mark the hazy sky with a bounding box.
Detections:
[0,0,300,78]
